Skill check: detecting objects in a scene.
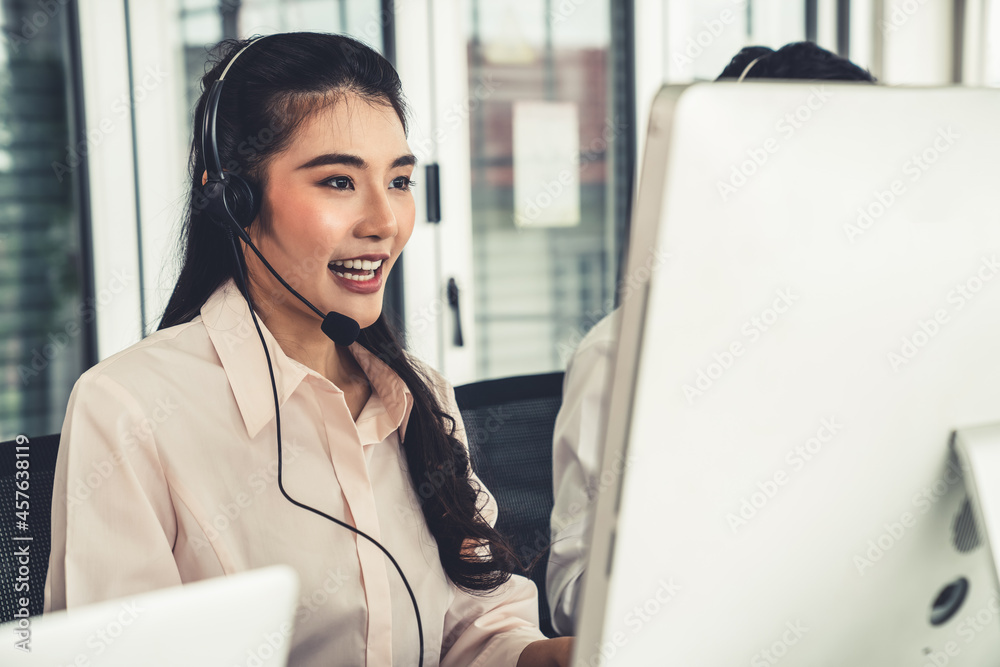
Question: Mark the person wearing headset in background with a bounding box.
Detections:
[44,32,572,667]
[545,41,877,637]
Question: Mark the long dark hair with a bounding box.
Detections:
[159,32,516,592]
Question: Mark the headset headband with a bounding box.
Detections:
[737,55,766,82]
[201,35,272,182]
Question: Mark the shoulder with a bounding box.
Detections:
[581,309,621,348]
[570,309,621,368]
[72,318,219,400]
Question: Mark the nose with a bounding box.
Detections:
[355,186,397,240]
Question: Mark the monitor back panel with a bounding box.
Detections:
[577,83,1000,666]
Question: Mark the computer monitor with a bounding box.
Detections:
[574,83,1000,665]
[1,565,299,666]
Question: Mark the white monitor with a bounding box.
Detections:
[574,83,1000,666]
[1,565,299,666]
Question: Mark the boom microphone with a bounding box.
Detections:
[233,224,362,346]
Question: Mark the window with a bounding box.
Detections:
[465,0,630,378]
[1,0,90,439]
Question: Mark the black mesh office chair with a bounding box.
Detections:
[454,371,564,638]
[0,433,60,623]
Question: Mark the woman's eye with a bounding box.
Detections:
[323,176,354,190]
[390,176,415,191]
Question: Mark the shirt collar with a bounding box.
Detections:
[199,278,413,441]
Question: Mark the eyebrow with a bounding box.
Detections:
[295,152,417,170]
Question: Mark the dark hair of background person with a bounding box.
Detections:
[158,32,517,593]
[716,41,877,82]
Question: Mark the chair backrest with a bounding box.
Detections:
[0,433,60,623]
[454,371,564,638]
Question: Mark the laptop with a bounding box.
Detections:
[1,565,298,666]
[574,82,1000,665]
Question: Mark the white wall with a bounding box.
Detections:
[78,0,144,359]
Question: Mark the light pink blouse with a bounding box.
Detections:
[44,278,544,666]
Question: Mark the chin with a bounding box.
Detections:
[337,303,381,331]
[356,313,381,330]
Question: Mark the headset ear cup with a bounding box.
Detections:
[224,173,261,229]
[201,180,231,231]
[199,174,261,236]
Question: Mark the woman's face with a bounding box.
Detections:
[249,93,415,330]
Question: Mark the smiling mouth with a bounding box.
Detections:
[328,258,383,281]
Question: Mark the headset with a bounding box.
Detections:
[198,35,424,665]
[737,55,768,82]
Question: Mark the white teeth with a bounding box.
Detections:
[332,270,376,281]
[329,258,383,274]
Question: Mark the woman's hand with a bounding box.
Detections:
[517,637,574,667]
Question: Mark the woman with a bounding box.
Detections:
[44,32,571,666]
